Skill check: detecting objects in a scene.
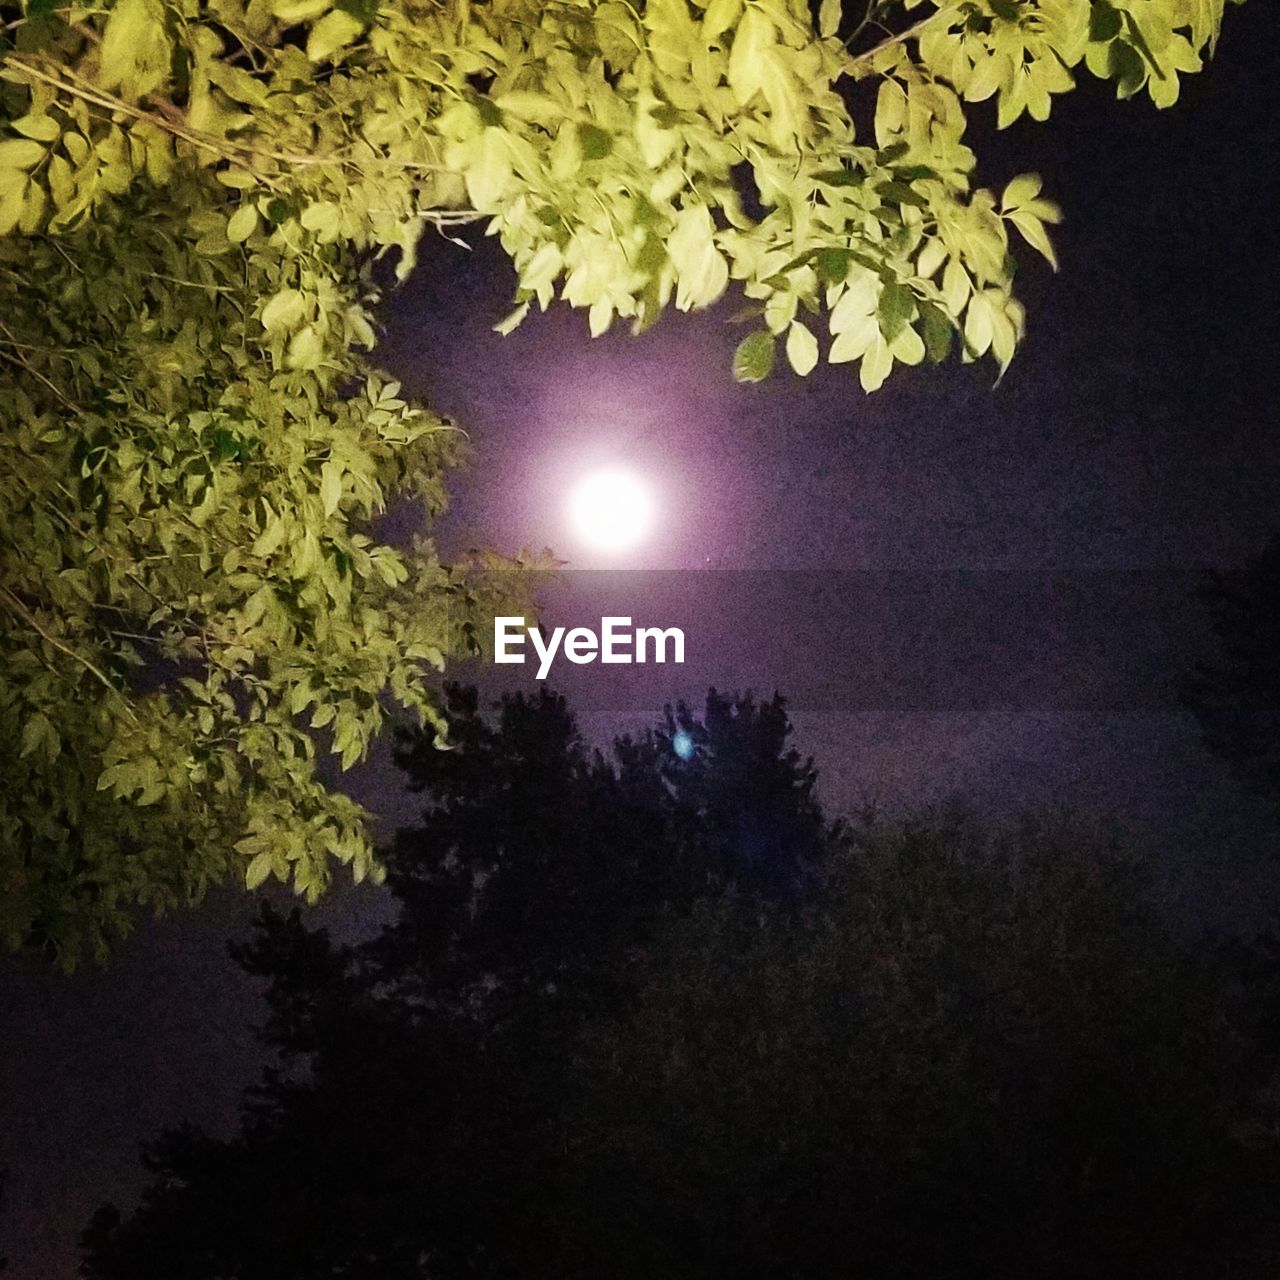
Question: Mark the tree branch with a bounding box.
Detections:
[0,343,82,414]
[846,10,943,69]
[0,584,138,720]
[8,54,445,182]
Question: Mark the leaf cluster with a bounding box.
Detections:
[0,0,1236,958]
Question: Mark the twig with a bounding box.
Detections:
[0,346,81,414]
[846,10,943,68]
[139,269,239,295]
[0,584,139,720]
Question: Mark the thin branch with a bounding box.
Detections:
[0,584,139,720]
[9,54,444,183]
[0,345,82,414]
[7,57,283,183]
[846,10,943,68]
[368,208,485,224]
[844,0,880,48]
[11,465,173,615]
[139,269,239,295]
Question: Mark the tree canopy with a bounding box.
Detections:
[79,687,1280,1279]
[0,0,1237,962]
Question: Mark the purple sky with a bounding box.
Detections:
[3,7,1279,1276]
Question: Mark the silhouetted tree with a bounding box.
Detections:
[81,691,1280,1280]
[1184,537,1280,814]
[559,811,1280,1280]
[82,687,833,1279]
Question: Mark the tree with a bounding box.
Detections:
[563,812,1280,1279]
[0,0,1236,960]
[80,689,1280,1279]
[1183,535,1280,816]
[80,685,838,1278]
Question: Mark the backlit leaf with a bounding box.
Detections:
[733,329,776,383]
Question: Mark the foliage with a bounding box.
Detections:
[80,688,1280,1279]
[566,813,1279,1279]
[0,0,1236,961]
[1183,536,1280,816]
[79,686,835,1278]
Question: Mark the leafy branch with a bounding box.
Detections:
[0,583,138,719]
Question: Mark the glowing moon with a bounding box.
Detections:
[567,467,656,553]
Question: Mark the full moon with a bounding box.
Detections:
[567,467,656,553]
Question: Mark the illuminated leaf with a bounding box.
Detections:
[785,321,819,376]
[306,8,364,61]
[320,461,342,517]
[262,289,307,331]
[227,204,258,243]
[10,114,59,142]
[0,139,44,169]
[0,0,1237,963]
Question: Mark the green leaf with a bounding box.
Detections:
[668,205,728,309]
[1007,210,1059,270]
[10,115,60,142]
[227,204,258,243]
[876,181,928,209]
[274,0,331,20]
[98,0,171,101]
[306,8,364,61]
[287,325,325,369]
[733,330,776,383]
[578,123,612,160]
[0,173,26,236]
[252,510,286,558]
[1109,40,1146,96]
[0,139,45,170]
[918,301,953,364]
[245,851,275,889]
[336,0,379,24]
[785,321,819,376]
[814,168,862,188]
[20,711,52,759]
[877,281,914,343]
[1002,173,1042,210]
[1089,0,1123,43]
[728,5,774,106]
[493,301,530,335]
[212,428,241,461]
[816,248,850,284]
[320,461,342,517]
[242,583,273,628]
[301,201,342,240]
[262,288,307,331]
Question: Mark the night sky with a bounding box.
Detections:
[3,4,1278,1275]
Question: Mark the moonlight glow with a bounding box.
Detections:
[567,468,656,553]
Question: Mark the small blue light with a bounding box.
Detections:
[672,730,694,761]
